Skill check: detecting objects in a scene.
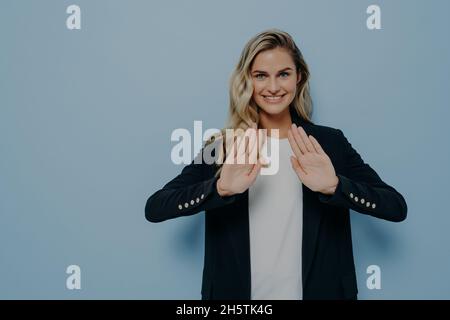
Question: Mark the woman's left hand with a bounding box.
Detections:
[287,124,339,195]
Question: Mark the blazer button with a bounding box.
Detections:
[354,196,358,202]
[350,193,354,199]
[366,202,371,207]
[372,203,376,209]
[178,204,183,210]
[201,194,204,199]
[361,198,365,204]
[196,198,200,203]
[184,202,189,208]
[190,200,195,205]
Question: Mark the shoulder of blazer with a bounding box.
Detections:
[289,106,342,140]
[308,122,342,137]
[300,121,344,147]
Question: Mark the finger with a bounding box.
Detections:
[244,134,249,153]
[222,130,233,164]
[244,135,251,164]
[224,146,235,165]
[241,130,251,153]
[248,162,262,183]
[233,135,239,159]
[297,126,315,153]
[291,124,308,154]
[227,135,238,164]
[239,128,255,164]
[288,129,303,160]
[308,135,325,155]
[258,129,269,165]
[258,128,266,150]
[247,128,258,164]
[224,147,235,165]
[222,133,232,164]
[248,133,257,155]
[256,129,264,156]
[290,156,307,178]
[237,130,246,149]
[247,129,258,165]
[236,134,247,164]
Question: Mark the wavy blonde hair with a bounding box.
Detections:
[208,29,313,176]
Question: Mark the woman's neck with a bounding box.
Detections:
[258,107,292,139]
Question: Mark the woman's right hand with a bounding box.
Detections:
[216,124,266,197]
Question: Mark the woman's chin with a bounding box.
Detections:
[258,103,290,116]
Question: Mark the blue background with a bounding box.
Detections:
[1,0,449,299]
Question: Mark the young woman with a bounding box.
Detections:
[145,29,407,300]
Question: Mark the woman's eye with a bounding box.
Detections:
[255,74,266,79]
[280,72,290,78]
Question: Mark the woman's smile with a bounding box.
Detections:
[262,94,286,104]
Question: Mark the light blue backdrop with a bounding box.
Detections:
[1,0,449,299]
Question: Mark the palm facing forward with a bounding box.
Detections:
[217,124,265,197]
[287,124,339,195]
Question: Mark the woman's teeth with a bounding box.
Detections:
[263,95,284,101]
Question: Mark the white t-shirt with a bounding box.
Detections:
[248,136,303,300]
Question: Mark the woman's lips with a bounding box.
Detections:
[262,94,286,104]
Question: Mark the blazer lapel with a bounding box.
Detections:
[290,107,323,287]
[301,184,322,288]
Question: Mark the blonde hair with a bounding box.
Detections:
[208,29,313,176]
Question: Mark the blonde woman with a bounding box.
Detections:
[145,29,407,300]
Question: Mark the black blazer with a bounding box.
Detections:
[145,108,407,300]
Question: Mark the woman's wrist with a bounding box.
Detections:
[216,178,233,197]
[321,176,339,195]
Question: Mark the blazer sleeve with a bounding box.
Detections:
[318,129,408,222]
[145,149,238,223]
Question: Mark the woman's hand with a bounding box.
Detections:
[287,124,339,195]
[217,124,265,197]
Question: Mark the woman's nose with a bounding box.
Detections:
[268,77,280,93]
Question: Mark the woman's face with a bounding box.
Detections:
[250,47,301,116]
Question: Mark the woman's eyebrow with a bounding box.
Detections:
[252,67,294,74]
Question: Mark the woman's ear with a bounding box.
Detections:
[297,71,302,84]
